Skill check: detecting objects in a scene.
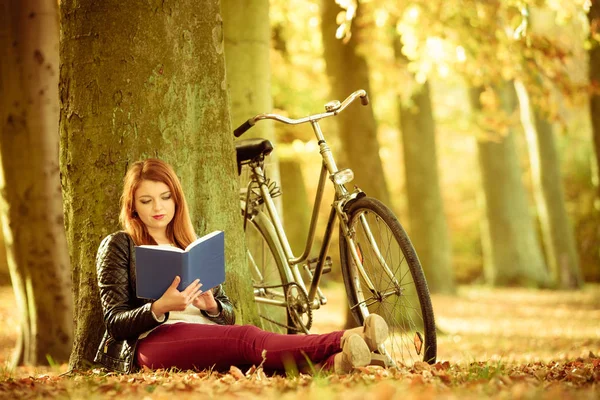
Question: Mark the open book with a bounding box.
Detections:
[134,230,225,300]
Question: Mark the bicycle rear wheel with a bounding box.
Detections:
[339,197,437,366]
[245,211,294,334]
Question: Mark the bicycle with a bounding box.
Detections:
[234,89,437,367]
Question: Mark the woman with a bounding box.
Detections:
[94,158,388,374]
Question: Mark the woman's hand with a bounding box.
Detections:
[192,288,219,315]
[151,276,202,318]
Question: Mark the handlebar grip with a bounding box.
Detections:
[234,119,254,137]
[360,93,370,106]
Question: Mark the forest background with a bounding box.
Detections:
[0,0,599,398]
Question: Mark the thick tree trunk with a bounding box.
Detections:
[0,0,73,365]
[60,0,259,370]
[514,81,583,289]
[321,1,391,206]
[589,1,600,201]
[469,84,550,287]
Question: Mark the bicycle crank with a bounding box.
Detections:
[285,282,313,334]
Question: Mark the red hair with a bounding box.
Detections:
[119,159,196,248]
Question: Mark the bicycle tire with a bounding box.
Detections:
[245,211,295,334]
[339,197,437,366]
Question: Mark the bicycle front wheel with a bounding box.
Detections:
[245,211,294,334]
[339,197,437,366]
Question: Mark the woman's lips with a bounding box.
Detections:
[152,214,165,220]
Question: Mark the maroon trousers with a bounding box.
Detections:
[136,323,345,373]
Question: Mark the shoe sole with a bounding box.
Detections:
[364,314,389,352]
[341,334,371,372]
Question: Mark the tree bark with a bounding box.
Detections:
[469,84,550,287]
[0,0,73,366]
[60,0,259,370]
[393,36,455,294]
[321,1,391,206]
[514,81,583,289]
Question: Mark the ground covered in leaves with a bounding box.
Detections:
[1,283,599,399]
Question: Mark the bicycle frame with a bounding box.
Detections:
[242,89,397,312]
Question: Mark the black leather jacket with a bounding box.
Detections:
[94,231,236,373]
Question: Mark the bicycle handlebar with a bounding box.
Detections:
[233,89,369,137]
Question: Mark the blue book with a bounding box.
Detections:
[134,230,225,300]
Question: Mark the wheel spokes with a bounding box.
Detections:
[351,209,428,366]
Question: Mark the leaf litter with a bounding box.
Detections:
[0,284,599,399]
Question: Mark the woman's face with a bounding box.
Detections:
[134,179,176,237]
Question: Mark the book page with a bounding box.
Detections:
[137,244,184,253]
[185,230,222,252]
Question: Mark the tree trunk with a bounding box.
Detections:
[222,0,281,212]
[0,227,9,285]
[393,36,455,295]
[469,84,550,287]
[321,1,391,206]
[397,82,455,294]
[589,0,600,201]
[60,0,259,370]
[279,155,311,257]
[222,0,273,140]
[514,81,583,289]
[0,0,73,366]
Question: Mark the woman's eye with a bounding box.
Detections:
[140,200,151,204]
[162,195,172,201]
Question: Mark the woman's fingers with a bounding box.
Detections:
[182,279,202,295]
[188,288,203,302]
[169,275,181,289]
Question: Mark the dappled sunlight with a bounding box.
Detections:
[312,283,600,365]
[433,285,600,363]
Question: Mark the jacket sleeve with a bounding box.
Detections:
[96,232,166,341]
[200,284,236,325]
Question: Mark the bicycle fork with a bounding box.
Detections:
[338,207,401,304]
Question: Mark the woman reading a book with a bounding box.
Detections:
[95,158,388,375]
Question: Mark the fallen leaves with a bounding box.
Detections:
[0,356,599,400]
[1,285,600,399]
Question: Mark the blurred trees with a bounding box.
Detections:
[264,0,599,288]
[470,85,550,287]
[0,0,72,365]
[223,0,273,138]
[321,0,391,206]
[370,0,592,286]
[222,0,281,178]
[60,0,257,369]
[393,34,455,294]
[589,0,600,202]
[515,80,583,288]
[279,155,311,255]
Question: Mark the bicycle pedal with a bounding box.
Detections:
[306,256,332,274]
